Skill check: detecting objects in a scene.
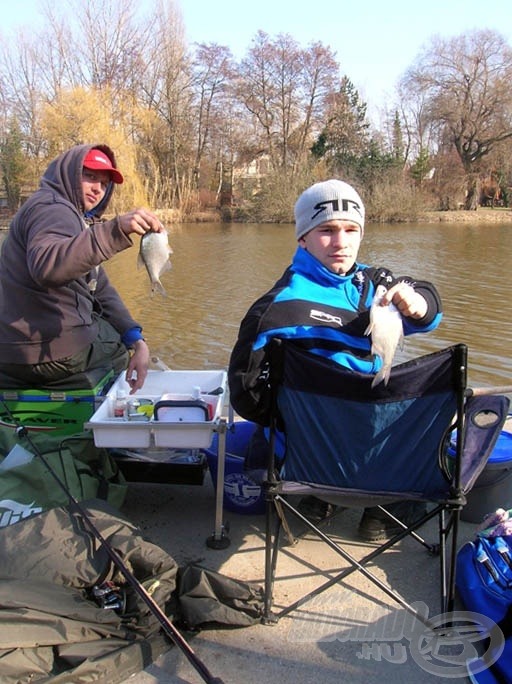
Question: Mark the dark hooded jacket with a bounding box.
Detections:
[0,143,140,365]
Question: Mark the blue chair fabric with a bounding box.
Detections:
[263,341,510,625]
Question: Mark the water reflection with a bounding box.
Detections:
[1,220,511,390]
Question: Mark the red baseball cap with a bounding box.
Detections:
[83,149,124,184]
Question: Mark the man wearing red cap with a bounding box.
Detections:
[0,143,164,393]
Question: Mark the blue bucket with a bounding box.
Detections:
[204,421,266,515]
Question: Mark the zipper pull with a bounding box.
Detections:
[477,547,500,582]
[495,537,512,570]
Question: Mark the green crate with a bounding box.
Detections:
[0,371,114,436]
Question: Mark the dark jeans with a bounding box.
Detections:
[0,318,129,389]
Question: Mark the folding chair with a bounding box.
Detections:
[263,340,509,626]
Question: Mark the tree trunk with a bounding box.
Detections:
[464,175,479,210]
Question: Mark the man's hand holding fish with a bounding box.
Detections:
[381,281,428,320]
[118,207,165,237]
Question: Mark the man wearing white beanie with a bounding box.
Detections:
[294,178,366,242]
[228,179,443,540]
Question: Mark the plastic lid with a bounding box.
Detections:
[448,427,512,464]
[488,429,512,464]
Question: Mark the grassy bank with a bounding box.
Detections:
[418,208,512,223]
[2,207,512,230]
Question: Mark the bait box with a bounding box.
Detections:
[85,369,227,449]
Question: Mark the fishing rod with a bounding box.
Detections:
[1,401,224,684]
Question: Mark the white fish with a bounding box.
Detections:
[137,230,173,297]
[364,284,404,387]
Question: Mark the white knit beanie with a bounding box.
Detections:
[294,179,365,240]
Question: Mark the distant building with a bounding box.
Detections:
[233,152,271,196]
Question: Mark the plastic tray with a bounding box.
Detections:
[85,369,227,448]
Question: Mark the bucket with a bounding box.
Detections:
[204,421,266,515]
[455,426,512,523]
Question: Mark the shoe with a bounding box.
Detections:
[358,502,427,541]
[297,496,339,522]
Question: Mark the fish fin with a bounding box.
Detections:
[364,322,373,336]
[371,373,382,389]
[161,260,172,274]
[151,280,167,297]
[371,365,391,388]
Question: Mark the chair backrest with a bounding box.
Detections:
[269,341,506,501]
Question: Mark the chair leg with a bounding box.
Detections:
[263,496,281,624]
[274,497,297,546]
[445,508,461,614]
[375,504,437,552]
[264,493,454,626]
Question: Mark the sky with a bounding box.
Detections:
[3,0,512,122]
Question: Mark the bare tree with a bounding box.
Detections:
[295,42,339,164]
[0,32,48,161]
[190,43,234,190]
[136,1,196,210]
[236,31,281,169]
[235,32,339,174]
[400,29,512,209]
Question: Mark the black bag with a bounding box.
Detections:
[177,563,264,629]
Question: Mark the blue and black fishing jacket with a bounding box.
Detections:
[228,246,442,425]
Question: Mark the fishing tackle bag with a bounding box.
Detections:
[0,429,127,527]
[456,509,512,683]
[0,499,177,683]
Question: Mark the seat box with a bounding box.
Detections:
[85,369,227,449]
[0,371,114,436]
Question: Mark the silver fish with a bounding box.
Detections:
[137,230,173,297]
[364,284,404,387]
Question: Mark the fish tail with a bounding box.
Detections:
[151,280,167,297]
[371,364,391,388]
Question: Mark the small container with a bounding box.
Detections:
[127,398,140,421]
[113,389,128,419]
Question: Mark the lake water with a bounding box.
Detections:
[1,220,511,391]
[103,221,512,391]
